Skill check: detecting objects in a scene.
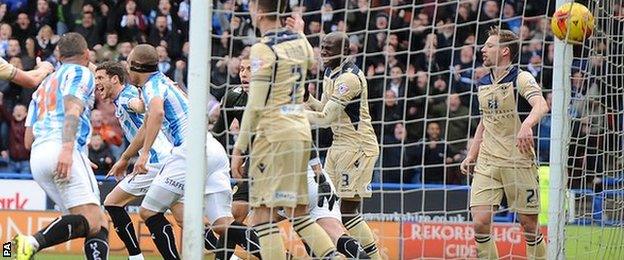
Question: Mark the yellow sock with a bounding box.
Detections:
[254,222,286,260]
[293,215,337,258]
[344,215,382,260]
[527,234,547,260]
[475,234,499,260]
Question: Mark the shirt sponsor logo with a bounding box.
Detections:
[274,191,297,202]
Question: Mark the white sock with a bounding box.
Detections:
[27,235,39,251]
[128,254,144,260]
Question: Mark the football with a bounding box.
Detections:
[551,2,595,43]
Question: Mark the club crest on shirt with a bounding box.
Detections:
[250,58,263,74]
[337,83,349,95]
[488,98,499,110]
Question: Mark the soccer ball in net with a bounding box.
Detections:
[551,2,595,43]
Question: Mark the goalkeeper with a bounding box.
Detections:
[304,31,382,260]
[460,27,549,260]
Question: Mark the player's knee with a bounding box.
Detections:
[84,211,106,236]
[139,207,157,221]
[231,202,249,223]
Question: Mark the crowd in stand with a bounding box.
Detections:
[0,0,615,187]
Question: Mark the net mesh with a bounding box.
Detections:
[208,0,624,258]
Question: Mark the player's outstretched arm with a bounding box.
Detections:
[133,98,164,174]
[461,120,484,175]
[305,100,343,126]
[56,96,84,180]
[13,58,54,88]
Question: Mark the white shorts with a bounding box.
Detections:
[307,166,342,221]
[30,140,100,211]
[142,136,232,216]
[117,163,161,196]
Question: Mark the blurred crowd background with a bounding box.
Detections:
[0,0,621,190]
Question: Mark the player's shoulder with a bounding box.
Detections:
[260,29,303,48]
[223,86,245,104]
[335,62,363,84]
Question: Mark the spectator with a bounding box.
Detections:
[148,14,181,58]
[502,2,521,34]
[91,109,123,147]
[414,121,455,184]
[12,12,35,43]
[88,134,114,175]
[118,0,148,43]
[149,0,178,32]
[32,0,56,32]
[74,12,101,49]
[381,123,418,183]
[386,66,406,98]
[116,41,133,61]
[0,93,30,173]
[446,93,472,152]
[96,32,120,61]
[34,25,57,59]
[0,4,10,24]
[156,45,174,78]
[0,23,11,57]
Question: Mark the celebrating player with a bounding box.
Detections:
[0,56,54,88]
[12,33,109,260]
[93,61,172,260]
[304,31,382,259]
[460,27,549,259]
[230,0,338,259]
[126,45,258,260]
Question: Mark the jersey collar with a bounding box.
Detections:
[113,84,131,105]
[489,65,516,84]
[327,57,354,79]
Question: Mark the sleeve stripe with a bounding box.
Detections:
[524,92,540,100]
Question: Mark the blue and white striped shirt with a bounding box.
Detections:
[114,84,172,164]
[31,64,95,152]
[141,72,189,147]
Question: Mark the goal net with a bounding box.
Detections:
[207,0,624,258]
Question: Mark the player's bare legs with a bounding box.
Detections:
[232,201,250,223]
[519,213,546,259]
[104,187,144,260]
[470,205,499,259]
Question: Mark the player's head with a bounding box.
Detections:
[127,44,158,85]
[320,32,350,69]
[481,27,519,67]
[95,61,128,100]
[239,58,251,92]
[248,0,287,29]
[56,32,89,65]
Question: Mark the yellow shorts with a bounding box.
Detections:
[470,161,540,214]
[248,137,310,208]
[325,148,377,199]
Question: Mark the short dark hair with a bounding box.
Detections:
[251,0,287,20]
[487,27,519,61]
[57,32,88,58]
[96,61,128,83]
